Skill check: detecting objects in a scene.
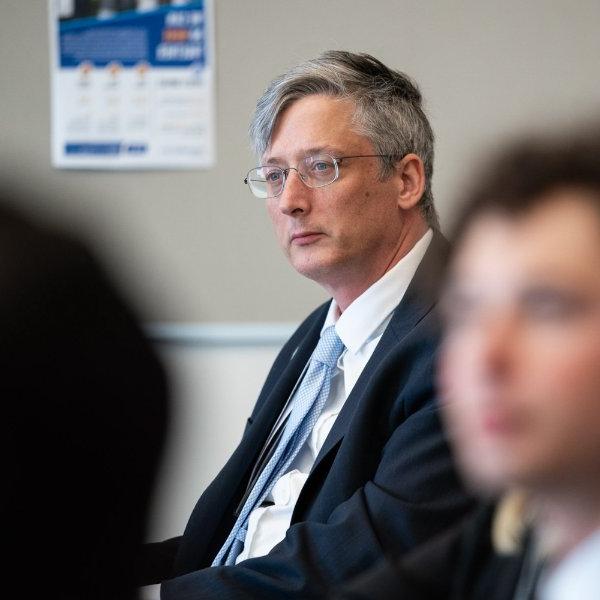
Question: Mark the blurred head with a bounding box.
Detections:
[248,52,434,307]
[440,125,600,498]
[0,193,169,599]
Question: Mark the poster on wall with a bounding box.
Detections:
[49,0,215,169]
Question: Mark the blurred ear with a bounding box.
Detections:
[394,153,426,211]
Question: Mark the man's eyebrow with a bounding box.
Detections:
[304,146,346,157]
[262,146,345,165]
[263,156,285,166]
[261,154,282,165]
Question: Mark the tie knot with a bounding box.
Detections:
[312,325,344,368]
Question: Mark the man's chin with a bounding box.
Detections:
[287,245,354,290]
[292,263,326,283]
[289,255,335,284]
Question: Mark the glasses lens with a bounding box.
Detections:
[299,154,338,188]
[246,166,284,198]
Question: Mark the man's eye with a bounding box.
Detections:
[315,161,332,171]
[523,292,583,319]
[265,170,282,183]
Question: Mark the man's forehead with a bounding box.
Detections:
[451,196,600,284]
[262,95,369,164]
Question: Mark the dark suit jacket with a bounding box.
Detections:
[335,503,526,600]
[0,201,169,599]
[151,233,474,599]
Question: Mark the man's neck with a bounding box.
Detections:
[534,487,600,564]
[328,220,430,312]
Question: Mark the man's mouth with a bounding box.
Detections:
[290,231,324,246]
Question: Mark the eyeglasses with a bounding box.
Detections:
[243,153,394,199]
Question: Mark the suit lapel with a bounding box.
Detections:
[242,304,328,470]
[176,303,330,572]
[310,232,449,471]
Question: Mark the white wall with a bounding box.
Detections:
[146,326,294,541]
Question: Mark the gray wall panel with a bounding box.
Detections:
[2,1,600,322]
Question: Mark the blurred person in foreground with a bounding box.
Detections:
[337,123,600,600]
[0,189,169,599]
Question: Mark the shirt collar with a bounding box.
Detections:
[322,229,433,354]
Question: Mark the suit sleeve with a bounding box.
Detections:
[160,314,475,599]
[334,504,520,600]
[332,511,474,600]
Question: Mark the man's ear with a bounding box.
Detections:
[394,153,426,210]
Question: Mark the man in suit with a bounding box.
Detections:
[146,50,473,599]
[0,190,169,599]
[336,120,600,600]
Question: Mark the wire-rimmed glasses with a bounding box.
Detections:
[243,153,393,199]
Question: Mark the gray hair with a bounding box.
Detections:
[249,50,438,228]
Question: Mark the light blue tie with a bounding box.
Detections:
[212,325,344,566]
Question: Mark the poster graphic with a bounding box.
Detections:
[49,0,215,169]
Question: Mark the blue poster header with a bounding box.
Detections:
[59,1,205,68]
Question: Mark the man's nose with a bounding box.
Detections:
[477,313,517,379]
[278,169,311,215]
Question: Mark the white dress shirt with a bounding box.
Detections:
[538,528,600,600]
[236,229,433,563]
